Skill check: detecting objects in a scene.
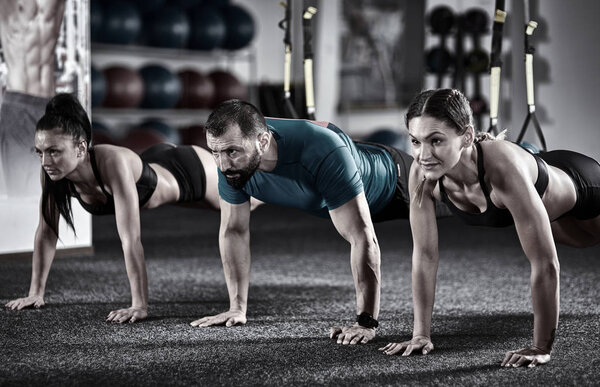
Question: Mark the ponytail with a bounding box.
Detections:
[474,129,507,144]
[36,93,91,237]
[41,172,74,237]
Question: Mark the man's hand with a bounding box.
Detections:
[190,310,247,327]
[330,324,376,345]
[5,295,45,310]
[378,335,434,356]
[106,306,147,323]
[501,347,551,368]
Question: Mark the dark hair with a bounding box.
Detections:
[405,88,473,135]
[205,99,268,139]
[36,93,92,237]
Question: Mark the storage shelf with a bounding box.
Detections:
[92,43,255,62]
[91,44,258,128]
[92,108,210,127]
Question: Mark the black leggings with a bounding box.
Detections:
[140,144,206,202]
[539,150,600,220]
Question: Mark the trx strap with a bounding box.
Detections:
[487,0,506,134]
[516,0,547,151]
[452,13,465,91]
[302,6,317,120]
[278,1,298,118]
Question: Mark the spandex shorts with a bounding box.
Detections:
[539,150,600,220]
[140,144,206,203]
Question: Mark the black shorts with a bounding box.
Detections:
[356,142,452,223]
[539,150,600,220]
[364,142,413,223]
[140,144,206,203]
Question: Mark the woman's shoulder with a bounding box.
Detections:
[92,144,140,174]
[93,144,136,160]
[479,140,537,186]
[479,140,529,166]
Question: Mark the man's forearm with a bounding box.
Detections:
[220,230,251,313]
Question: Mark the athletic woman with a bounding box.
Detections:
[4,93,258,323]
[379,88,600,367]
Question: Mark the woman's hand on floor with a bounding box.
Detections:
[5,295,45,310]
[501,346,551,368]
[190,310,247,327]
[330,324,376,345]
[106,306,148,323]
[378,335,434,356]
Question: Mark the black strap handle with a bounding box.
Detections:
[487,0,506,133]
[278,1,298,118]
[516,0,546,151]
[303,6,317,120]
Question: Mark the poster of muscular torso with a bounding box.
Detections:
[0,0,91,255]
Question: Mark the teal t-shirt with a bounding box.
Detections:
[217,118,397,218]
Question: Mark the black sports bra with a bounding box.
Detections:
[439,142,549,227]
[70,148,158,215]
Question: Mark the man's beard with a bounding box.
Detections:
[224,151,261,190]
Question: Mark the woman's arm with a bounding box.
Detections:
[380,164,439,356]
[102,153,148,323]
[5,199,59,310]
[488,147,558,368]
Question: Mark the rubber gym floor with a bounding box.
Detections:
[2,204,599,386]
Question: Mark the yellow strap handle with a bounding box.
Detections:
[526,20,538,35]
[303,6,317,19]
[489,67,501,119]
[525,53,534,106]
[304,58,315,112]
[494,9,507,23]
[284,48,292,96]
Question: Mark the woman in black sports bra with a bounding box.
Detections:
[379,89,600,367]
[4,93,260,323]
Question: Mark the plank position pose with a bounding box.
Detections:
[195,99,449,345]
[4,93,262,323]
[380,88,600,367]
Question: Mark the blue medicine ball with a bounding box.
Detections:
[90,0,103,43]
[189,5,227,50]
[139,64,182,109]
[143,5,190,49]
[91,66,106,107]
[365,128,410,153]
[519,141,540,154]
[92,121,117,146]
[172,0,202,9]
[139,120,180,144]
[102,2,142,45]
[130,0,165,13]
[222,4,255,50]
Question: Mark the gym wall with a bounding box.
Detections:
[91,0,600,158]
[509,0,600,160]
[422,0,600,159]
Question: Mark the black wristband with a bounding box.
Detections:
[356,312,379,329]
